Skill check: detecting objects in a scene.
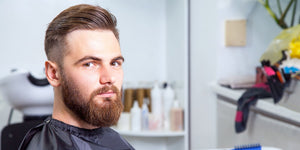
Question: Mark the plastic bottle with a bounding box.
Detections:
[117,112,131,131]
[162,83,175,130]
[170,99,183,131]
[141,98,149,130]
[150,82,163,130]
[131,101,141,131]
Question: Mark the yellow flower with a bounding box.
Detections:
[289,37,300,58]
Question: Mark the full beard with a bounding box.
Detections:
[61,73,123,127]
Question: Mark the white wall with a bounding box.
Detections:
[0,0,167,82]
[216,1,282,78]
[190,0,282,149]
[190,1,218,148]
[166,0,189,149]
[0,0,167,131]
[166,0,188,111]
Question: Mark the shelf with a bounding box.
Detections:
[210,81,246,101]
[117,130,185,137]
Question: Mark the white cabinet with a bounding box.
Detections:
[212,82,300,149]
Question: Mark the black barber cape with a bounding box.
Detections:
[18,117,135,150]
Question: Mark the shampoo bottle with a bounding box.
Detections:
[131,101,141,131]
[141,98,149,130]
[162,83,175,130]
[150,82,163,130]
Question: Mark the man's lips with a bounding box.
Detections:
[98,91,115,97]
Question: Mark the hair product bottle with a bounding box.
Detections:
[150,82,163,130]
[162,83,175,130]
[170,99,183,131]
[141,98,149,130]
[131,101,141,131]
[117,112,131,131]
[136,88,144,107]
[124,88,134,112]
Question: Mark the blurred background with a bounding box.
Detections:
[1,0,299,150]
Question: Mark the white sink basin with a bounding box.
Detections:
[0,71,53,116]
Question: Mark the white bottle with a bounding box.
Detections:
[131,101,141,131]
[141,98,149,130]
[117,112,131,131]
[150,82,163,130]
[162,83,175,130]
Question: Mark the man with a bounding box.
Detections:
[18,4,134,150]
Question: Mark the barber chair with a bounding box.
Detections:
[0,70,54,150]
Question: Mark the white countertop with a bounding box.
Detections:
[210,82,300,126]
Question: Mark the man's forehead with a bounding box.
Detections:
[64,29,121,56]
[65,29,118,41]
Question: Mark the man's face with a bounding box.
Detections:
[60,29,124,127]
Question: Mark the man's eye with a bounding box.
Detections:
[112,61,122,67]
[83,62,95,67]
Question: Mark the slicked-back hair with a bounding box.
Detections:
[44,4,119,66]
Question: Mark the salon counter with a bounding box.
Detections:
[211,82,300,149]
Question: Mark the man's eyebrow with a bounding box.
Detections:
[74,55,125,65]
[113,56,125,62]
[74,56,102,65]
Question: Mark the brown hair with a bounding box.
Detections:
[45,4,119,65]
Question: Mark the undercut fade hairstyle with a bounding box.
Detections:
[44,4,119,67]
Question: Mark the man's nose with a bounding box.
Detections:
[99,66,115,85]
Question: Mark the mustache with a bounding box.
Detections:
[90,85,120,99]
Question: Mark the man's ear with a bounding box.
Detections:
[45,61,61,87]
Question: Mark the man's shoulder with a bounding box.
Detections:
[18,118,71,150]
[18,119,135,150]
[18,119,47,150]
